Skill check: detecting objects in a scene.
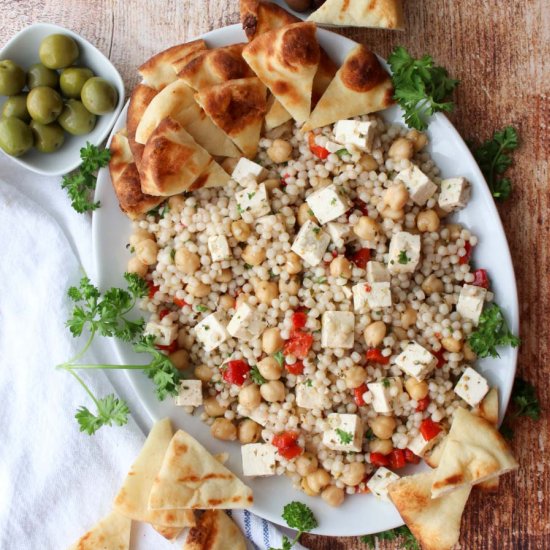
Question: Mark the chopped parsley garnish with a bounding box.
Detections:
[307,208,315,216]
[382,378,391,388]
[499,377,540,441]
[398,250,409,264]
[247,191,256,200]
[250,365,266,385]
[269,269,277,279]
[330,198,337,206]
[195,304,209,313]
[273,351,285,367]
[170,249,176,261]
[269,502,317,550]
[305,379,313,387]
[360,526,419,549]
[314,277,327,284]
[335,429,353,444]
[237,203,244,214]
[244,263,253,269]
[312,227,321,234]
[335,148,350,157]
[365,428,375,441]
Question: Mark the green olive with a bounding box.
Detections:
[27,63,59,89]
[0,117,33,157]
[59,67,93,98]
[39,34,79,69]
[80,77,118,115]
[58,99,96,135]
[0,60,26,96]
[2,94,30,122]
[27,86,64,124]
[30,120,65,153]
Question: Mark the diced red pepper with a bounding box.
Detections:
[222,360,250,386]
[388,449,407,470]
[370,452,390,467]
[416,396,431,412]
[159,309,170,320]
[286,360,304,375]
[366,348,390,365]
[156,341,178,354]
[173,297,188,308]
[291,311,308,331]
[404,448,421,464]
[147,281,160,299]
[472,268,490,289]
[354,383,368,406]
[281,173,289,186]
[308,133,329,159]
[420,418,442,441]
[284,332,314,359]
[433,348,446,368]
[458,242,473,265]
[272,431,303,460]
[350,247,371,269]
[364,283,372,292]
[278,444,304,460]
[354,198,370,216]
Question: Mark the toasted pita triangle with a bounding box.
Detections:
[473,387,499,426]
[431,408,518,498]
[138,40,207,90]
[127,84,157,170]
[196,77,267,158]
[151,524,184,540]
[312,49,338,106]
[265,96,292,131]
[240,0,300,41]
[189,159,230,191]
[388,471,471,550]
[308,0,404,29]
[171,48,208,76]
[68,510,131,550]
[243,22,320,124]
[302,44,393,131]
[148,430,254,510]
[184,510,247,550]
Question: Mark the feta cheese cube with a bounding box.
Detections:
[395,164,437,205]
[407,431,444,458]
[321,311,355,348]
[237,404,268,426]
[144,321,177,346]
[207,234,232,262]
[227,302,266,340]
[194,312,229,352]
[231,157,267,185]
[291,220,331,266]
[296,382,329,410]
[454,367,489,407]
[366,261,390,283]
[235,183,270,218]
[387,231,421,274]
[326,222,353,248]
[306,184,351,225]
[367,378,403,413]
[456,284,487,325]
[438,177,471,212]
[322,413,364,452]
[175,380,203,407]
[241,443,277,476]
[333,120,375,152]
[352,281,392,312]
[367,467,400,502]
[395,341,437,381]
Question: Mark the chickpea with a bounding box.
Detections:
[463,342,477,361]
[445,223,463,240]
[279,276,300,296]
[262,177,281,191]
[441,337,462,353]
[422,274,444,295]
[210,418,237,441]
[301,477,317,497]
[135,239,158,265]
[260,380,285,402]
[257,356,283,380]
[388,137,414,160]
[169,349,189,371]
[353,216,381,241]
[359,153,378,171]
[345,366,368,389]
[216,268,232,283]
[406,129,428,152]
[129,229,154,247]
[177,328,193,349]
[231,220,251,242]
[267,139,293,163]
[262,328,284,354]
[295,453,318,477]
[255,280,278,304]
[392,327,408,341]
[285,252,302,275]
[321,485,345,507]
[417,209,440,233]
[238,419,262,444]
[236,293,251,308]
[401,306,417,329]
[369,438,393,455]
[340,462,366,487]
[380,206,405,220]
[297,202,317,225]
[330,256,352,278]
[363,321,387,347]
[168,194,185,211]
[238,384,262,409]
[241,244,266,266]
[219,294,235,310]
[185,280,211,298]
[405,378,429,401]
[175,247,200,274]
[306,469,331,494]
[383,182,409,211]
[370,416,397,439]
[221,157,239,174]
[204,396,228,417]
[127,256,148,277]
[194,364,213,382]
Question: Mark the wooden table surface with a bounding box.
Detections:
[2,0,548,548]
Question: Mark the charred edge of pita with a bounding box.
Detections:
[341,46,393,93]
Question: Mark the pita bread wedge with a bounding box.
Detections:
[151,524,184,540]
[183,510,247,550]
[473,387,499,427]
[388,471,471,550]
[302,44,394,131]
[265,96,292,130]
[113,418,195,530]
[196,77,267,158]
[109,131,163,218]
[68,510,131,550]
[308,0,404,29]
[148,429,254,510]
[189,159,230,191]
[171,48,208,76]
[242,22,320,124]
[138,39,207,90]
[177,44,254,91]
[240,0,300,41]
[431,407,518,498]
[312,49,338,106]
[127,84,157,169]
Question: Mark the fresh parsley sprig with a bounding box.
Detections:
[388,46,459,131]
[61,143,111,213]
[361,526,419,550]
[499,377,540,439]
[269,502,318,550]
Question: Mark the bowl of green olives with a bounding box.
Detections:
[0,23,124,175]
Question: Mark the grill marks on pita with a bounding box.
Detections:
[68,510,131,550]
[183,510,247,550]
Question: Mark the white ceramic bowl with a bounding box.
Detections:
[0,23,124,176]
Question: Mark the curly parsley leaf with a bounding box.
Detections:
[336,428,353,444]
[511,378,540,420]
[250,365,266,385]
[270,501,317,549]
[75,394,130,435]
[273,351,285,368]
[388,46,459,131]
[361,526,419,550]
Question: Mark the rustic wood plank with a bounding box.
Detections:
[1,0,548,548]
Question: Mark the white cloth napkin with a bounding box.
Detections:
[0,165,304,550]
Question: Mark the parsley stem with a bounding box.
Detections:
[488,140,508,192]
[62,329,96,367]
[66,368,100,409]
[58,363,151,371]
